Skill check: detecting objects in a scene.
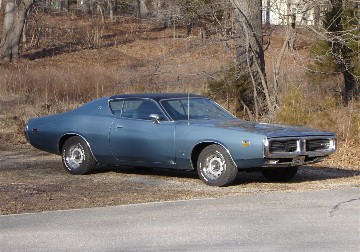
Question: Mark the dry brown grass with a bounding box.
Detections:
[0,13,359,169]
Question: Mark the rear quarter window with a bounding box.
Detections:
[109,100,123,116]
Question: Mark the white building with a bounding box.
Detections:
[262,0,330,26]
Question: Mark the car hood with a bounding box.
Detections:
[189,119,335,138]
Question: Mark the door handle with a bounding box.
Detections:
[116,125,124,129]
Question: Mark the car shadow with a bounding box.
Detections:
[93,165,360,186]
[234,166,360,186]
[291,166,360,183]
[95,165,199,180]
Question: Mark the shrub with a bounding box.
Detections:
[275,87,360,144]
[207,65,253,119]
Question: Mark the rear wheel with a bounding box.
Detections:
[261,167,298,182]
[197,144,238,187]
[62,136,96,175]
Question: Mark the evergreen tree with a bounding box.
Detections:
[309,0,359,104]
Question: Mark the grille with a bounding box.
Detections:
[266,137,335,158]
[269,140,298,153]
[306,139,331,151]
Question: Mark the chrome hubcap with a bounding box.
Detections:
[66,145,85,169]
[202,152,226,180]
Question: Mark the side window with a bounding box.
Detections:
[109,100,123,116]
[111,99,167,120]
[131,100,166,120]
[161,100,187,120]
[121,99,143,119]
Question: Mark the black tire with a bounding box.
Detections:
[197,144,238,187]
[261,167,298,182]
[62,136,96,175]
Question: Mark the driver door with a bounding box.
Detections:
[109,98,176,168]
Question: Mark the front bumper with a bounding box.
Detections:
[262,136,336,167]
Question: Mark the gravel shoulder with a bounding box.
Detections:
[0,143,359,215]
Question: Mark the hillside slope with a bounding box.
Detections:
[0,13,359,169]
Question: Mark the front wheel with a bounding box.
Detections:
[197,144,238,187]
[62,136,96,175]
[261,167,298,182]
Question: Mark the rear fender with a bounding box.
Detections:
[59,133,98,163]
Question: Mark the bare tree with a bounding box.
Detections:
[136,0,172,21]
[107,0,114,21]
[136,0,149,18]
[229,0,275,119]
[0,0,34,62]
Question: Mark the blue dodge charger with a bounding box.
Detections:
[25,93,336,186]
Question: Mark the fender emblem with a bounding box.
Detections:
[242,140,250,147]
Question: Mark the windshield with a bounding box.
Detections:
[160,98,236,121]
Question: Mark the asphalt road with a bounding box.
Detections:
[1,188,359,251]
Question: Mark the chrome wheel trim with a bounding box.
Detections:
[65,144,85,169]
[202,152,226,180]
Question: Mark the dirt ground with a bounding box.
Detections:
[1,142,359,215]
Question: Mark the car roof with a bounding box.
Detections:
[109,93,206,102]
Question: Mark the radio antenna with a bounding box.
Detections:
[187,93,190,125]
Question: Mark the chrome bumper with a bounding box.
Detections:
[263,136,336,166]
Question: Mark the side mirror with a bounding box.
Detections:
[149,114,161,124]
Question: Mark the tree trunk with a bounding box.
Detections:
[343,69,358,104]
[229,0,274,118]
[0,0,34,62]
[313,3,320,27]
[81,0,92,14]
[64,0,69,11]
[265,0,271,25]
[108,0,114,21]
[137,0,149,18]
